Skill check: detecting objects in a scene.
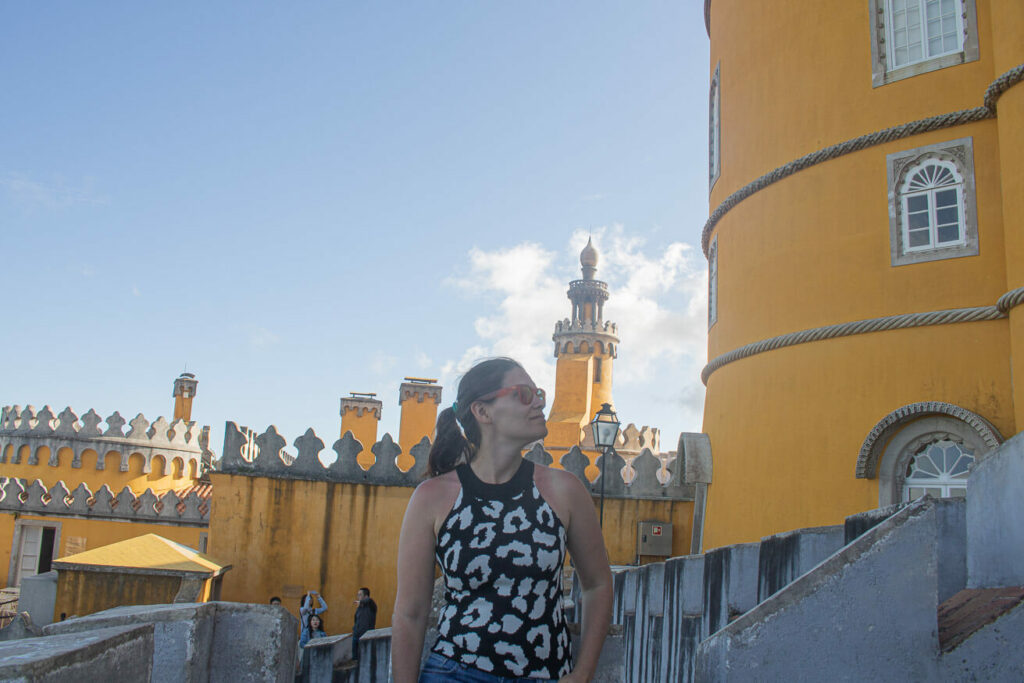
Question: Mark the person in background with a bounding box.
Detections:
[352,587,377,660]
[300,590,327,631]
[300,613,328,649]
[269,596,282,606]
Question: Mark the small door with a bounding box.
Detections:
[15,525,57,585]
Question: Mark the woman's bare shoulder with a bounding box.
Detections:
[409,470,461,515]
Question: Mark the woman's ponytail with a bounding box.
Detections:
[427,407,471,477]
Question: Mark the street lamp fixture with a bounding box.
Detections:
[590,402,621,528]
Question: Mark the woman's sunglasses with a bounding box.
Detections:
[477,384,546,406]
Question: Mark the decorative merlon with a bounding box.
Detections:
[340,396,383,419]
[217,422,694,501]
[553,318,618,336]
[0,404,213,474]
[0,477,209,526]
[399,383,442,405]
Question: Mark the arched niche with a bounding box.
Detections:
[856,402,1002,507]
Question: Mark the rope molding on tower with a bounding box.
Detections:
[701,62,1024,256]
[701,286,1024,385]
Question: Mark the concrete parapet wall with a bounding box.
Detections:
[43,601,297,683]
[0,404,210,475]
[967,431,1024,588]
[0,623,154,682]
[0,476,209,525]
[695,498,948,681]
[756,524,844,602]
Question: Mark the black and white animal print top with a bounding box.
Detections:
[433,459,571,679]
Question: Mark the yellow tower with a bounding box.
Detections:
[340,392,382,469]
[172,372,198,422]
[699,1,1023,550]
[545,238,619,459]
[397,378,441,469]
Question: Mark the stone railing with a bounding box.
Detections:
[0,477,209,526]
[218,422,694,501]
[0,405,212,474]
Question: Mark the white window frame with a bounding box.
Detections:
[900,159,966,252]
[709,62,721,193]
[902,438,973,501]
[708,235,718,329]
[868,0,979,87]
[886,137,978,267]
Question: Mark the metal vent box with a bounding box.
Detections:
[637,520,672,557]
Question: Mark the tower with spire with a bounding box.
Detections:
[545,238,620,455]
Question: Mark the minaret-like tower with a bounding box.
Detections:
[545,238,620,451]
[172,372,198,422]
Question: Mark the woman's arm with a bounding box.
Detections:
[315,594,327,615]
[391,480,446,683]
[560,472,613,683]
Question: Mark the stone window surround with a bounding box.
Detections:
[6,519,62,588]
[709,62,721,193]
[887,136,978,267]
[868,0,979,87]
[875,415,990,507]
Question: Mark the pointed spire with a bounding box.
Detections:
[580,236,599,280]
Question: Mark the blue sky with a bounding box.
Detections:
[1,2,712,458]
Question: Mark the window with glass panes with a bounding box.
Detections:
[901,160,964,251]
[887,0,964,69]
[902,439,973,500]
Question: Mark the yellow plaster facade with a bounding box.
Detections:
[700,0,1024,549]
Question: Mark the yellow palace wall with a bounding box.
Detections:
[55,570,194,620]
[0,512,206,587]
[209,471,690,627]
[700,1,1022,549]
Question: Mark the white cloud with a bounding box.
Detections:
[370,352,398,375]
[1,173,108,208]
[443,227,709,438]
[414,351,432,370]
[249,327,280,348]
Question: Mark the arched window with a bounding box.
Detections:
[856,402,1001,506]
[886,138,978,267]
[902,438,974,501]
[900,160,965,251]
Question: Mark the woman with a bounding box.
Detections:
[392,358,613,682]
[299,590,327,631]
[300,613,328,649]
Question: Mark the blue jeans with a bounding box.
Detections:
[418,653,554,682]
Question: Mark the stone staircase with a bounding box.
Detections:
[569,431,1024,682]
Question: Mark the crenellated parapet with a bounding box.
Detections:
[0,405,213,475]
[581,422,661,455]
[217,422,693,501]
[553,318,619,336]
[0,477,209,526]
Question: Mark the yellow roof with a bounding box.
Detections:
[52,534,229,576]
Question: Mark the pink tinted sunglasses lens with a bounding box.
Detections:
[520,386,545,404]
